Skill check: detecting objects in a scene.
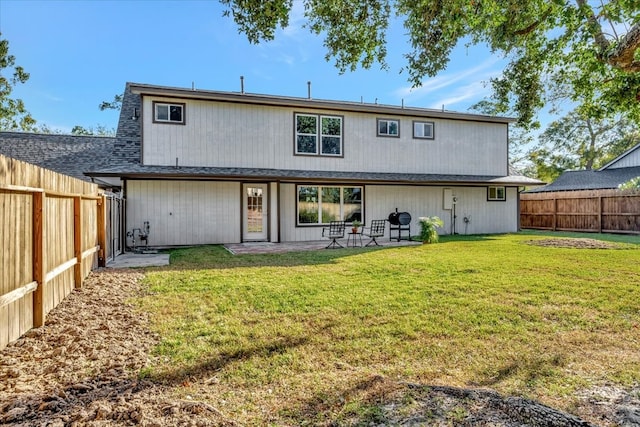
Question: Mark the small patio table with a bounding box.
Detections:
[347,231,362,247]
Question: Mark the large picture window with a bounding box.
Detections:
[295,113,343,156]
[153,102,185,124]
[297,185,362,225]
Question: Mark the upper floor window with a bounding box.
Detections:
[377,119,399,137]
[153,102,185,124]
[413,121,434,139]
[295,113,343,156]
[487,186,506,201]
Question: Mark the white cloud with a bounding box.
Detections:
[426,80,491,110]
[393,56,503,102]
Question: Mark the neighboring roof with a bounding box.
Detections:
[526,166,640,192]
[0,131,116,184]
[129,82,516,124]
[598,142,640,170]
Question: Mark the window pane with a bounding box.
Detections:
[297,135,317,154]
[343,187,362,222]
[321,136,341,155]
[156,105,168,121]
[321,187,340,223]
[378,121,388,135]
[497,187,505,199]
[170,105,182,122]
[414,122,423,137]
[388,121,398,135]
[489,187,496,199]
[297,115,317,134]
[322,117,341,136]
[423,123,433,138]
[298,186,319,224]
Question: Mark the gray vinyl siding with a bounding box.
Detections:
[278,184,518,242]
[127,180,240,246]
[606,148,640,169]
[141,97,508,176]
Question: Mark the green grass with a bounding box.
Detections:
[137,232,640,425]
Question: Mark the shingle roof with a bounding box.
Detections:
[86,163,543,186]
[526,166,640,192]
[0,131,116,183]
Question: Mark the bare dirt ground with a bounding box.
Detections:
[1,269,638,426]
[524,238,628,249]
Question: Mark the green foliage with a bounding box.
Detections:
[0,33,36,131]
[418,216,444,243]
[220,1,640,127]
[298,208,318,223]
[98,93,123,111]
[619,176,640,190]
[71,125,116,136]
[527,110,639,181]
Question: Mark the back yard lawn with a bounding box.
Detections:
[137,232,640,425]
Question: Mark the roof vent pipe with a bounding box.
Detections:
[192,81,195,91]
[307,81,311,99]
[240,75,245,94]
[402,99,404,109]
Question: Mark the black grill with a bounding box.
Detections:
[388,209,411,241]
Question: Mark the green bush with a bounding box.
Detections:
[418,216,444,243]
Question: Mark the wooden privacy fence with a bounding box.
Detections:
[0,154,106,350]
[520,189,640,234]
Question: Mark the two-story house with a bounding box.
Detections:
[86,82,543,246]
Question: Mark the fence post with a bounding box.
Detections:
[598,196,603,233]
[97,195,106,268]
[552,197,557,231]
[32,191,45,328]
[74,196,82,288]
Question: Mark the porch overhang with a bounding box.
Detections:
[86,165,545,187]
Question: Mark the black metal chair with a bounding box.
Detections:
[322,221,345,249]
[362,219,386,246]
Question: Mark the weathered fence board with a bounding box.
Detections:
[521,189,640,234]
[0,154,105,350]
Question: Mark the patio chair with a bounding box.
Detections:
[362,219,386,246]
[322,221,345,249]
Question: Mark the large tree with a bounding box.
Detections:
[220,0,640,127]
[526,110,639,182]
[0,33,36,131]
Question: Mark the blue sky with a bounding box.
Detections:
[1,0,510,133]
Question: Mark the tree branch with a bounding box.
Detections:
[575,0,610,53]
[606,23,640,72]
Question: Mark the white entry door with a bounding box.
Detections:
[242,183,268,241]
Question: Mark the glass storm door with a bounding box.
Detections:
[243,184,268,241]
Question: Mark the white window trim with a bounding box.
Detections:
[487,186,506,201]
[413,121,434,139]
[295,113,319,155]
[153,102,185,124]
[295,113,343,157]
[377,118,400,138]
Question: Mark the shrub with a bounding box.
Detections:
[419,216,444,243]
